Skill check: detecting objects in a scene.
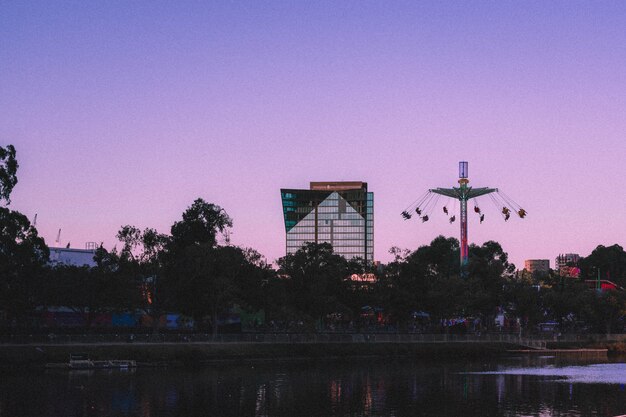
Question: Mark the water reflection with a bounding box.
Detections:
[468,363,626,384]
[0,357,624,417]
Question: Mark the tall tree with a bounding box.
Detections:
[237,247,275,315]
[579,244,626,288]
[0,144,18,205]
[170,199,232,249]
[115,225,171,329]
[166,199,240,336]
[465,241,514,320]
[385,237,461,328]
[0,146,49,326]
[277,242,349,327]
[542,278,590,331]
[0,208,49,325]
[172,244,253,336]
[580,290,626,334]
[504,281,544,332]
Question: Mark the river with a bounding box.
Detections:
[0,355,624,416]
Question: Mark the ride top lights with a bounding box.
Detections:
[459,161,468,179]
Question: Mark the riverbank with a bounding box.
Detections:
[546,340,626,355]
[0,341,517,369]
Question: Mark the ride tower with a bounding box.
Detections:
[401,161,526,278]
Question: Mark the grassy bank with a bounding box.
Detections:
[0,342,516,369]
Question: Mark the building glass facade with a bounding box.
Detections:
[281,182,374,262]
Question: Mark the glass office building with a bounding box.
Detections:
[281,182,374,262]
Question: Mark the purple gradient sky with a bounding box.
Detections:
[2,2,625,268]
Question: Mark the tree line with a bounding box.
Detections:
[2,144,626,335]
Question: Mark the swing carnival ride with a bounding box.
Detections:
[401,161,527,277]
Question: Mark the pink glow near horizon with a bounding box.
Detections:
[2,2,625,269]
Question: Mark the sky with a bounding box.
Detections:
[2,1,625,269]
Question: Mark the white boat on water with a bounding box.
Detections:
[46,353,137,370]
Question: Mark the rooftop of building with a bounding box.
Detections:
[309,181,368,191]
[50,247,97,254]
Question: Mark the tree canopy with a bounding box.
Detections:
[580,244,626,288]
[170,198,232,249]
[277,242,351,324]
[0,144,18,205]
[2,145,625,336]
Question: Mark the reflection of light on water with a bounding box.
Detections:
[273,373,286,406]
[465,363,626,384]
[538,405,558,417]
[364,376,372,413]
[496,374,504,404]
[255,384,266,417]
[329,379,342,404]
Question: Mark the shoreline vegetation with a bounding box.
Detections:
[3,145,626,357]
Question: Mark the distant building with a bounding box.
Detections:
[280,181,374,262]
[50,243,98,267]
[555,253,580,277]
[555,253,580,270]
[524,259,550,277]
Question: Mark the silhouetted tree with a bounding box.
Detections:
[382,237,461,329]
[0,145,49,326]
[0,144,18,205]
[464,241,514,320]
[503,281,544,332]
[115,225,171,329]
[43,261,135,329]
[172,244,256,336]
[580,290,626,334]
[277,242,350,328]
[579,244,626,288]
[170,198,232,249]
